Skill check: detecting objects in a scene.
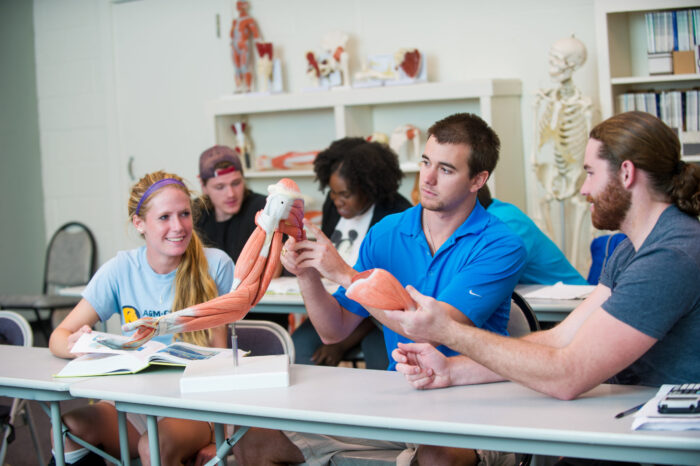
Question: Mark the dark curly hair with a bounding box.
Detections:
[313,137,404,204]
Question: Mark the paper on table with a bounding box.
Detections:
[521,282,595,300]
[632,385,700,431]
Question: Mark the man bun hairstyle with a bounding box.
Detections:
[589,111,700,216]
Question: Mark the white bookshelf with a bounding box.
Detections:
[207,79,527,209]
[595,0,700,162]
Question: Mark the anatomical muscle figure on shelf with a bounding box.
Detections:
[230,1,260,92]
[532,35,593,268]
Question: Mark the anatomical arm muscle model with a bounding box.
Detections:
[116,179,305,349]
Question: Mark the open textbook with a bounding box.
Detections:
[55,331,242,378]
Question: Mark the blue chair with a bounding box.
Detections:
[587,233,626,285]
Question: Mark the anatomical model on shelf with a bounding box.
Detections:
[389,124,421,163]
[354,48,426,87]
[230,1,282,94]
[255,150,320,171]
[230,1,259,93]
[113,179,306,348]
[231,122,252,170]
[305,31,350,89]
[532,35,593,268]
[255,41,283,94]
[366,132,389,145]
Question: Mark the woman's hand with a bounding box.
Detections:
[66,325,93,355]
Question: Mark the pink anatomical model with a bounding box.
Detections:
[346,268,416,311]
[230,1,260,92]
[114,178,306,349]
[256,150,320,171]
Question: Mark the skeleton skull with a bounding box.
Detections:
[548,36,587,83]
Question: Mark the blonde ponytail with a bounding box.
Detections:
[130,170,220,347]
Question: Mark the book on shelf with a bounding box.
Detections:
[645,8,700,75]
[617,89,700,135]
[55,331,241,378]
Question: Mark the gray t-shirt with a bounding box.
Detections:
[600,205,700,386]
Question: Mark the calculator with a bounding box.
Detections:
[657,383,700,414]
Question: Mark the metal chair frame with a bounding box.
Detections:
[0,311,44,466]
[0,222,97,340]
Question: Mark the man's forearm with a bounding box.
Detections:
[441,320,585,399]
[446,355,507,386]
[297,269,357,343]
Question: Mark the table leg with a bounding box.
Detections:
[204,427,249,466]
[147,415,160,466]
[50,401,65,466]
[117,411,130,466]
[213,424,225,466]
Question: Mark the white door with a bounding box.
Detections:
[111,0,231,221]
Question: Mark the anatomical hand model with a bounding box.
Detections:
[115,179,306,349]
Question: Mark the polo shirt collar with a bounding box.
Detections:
[399,201,491,243]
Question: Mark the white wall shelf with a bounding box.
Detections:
[611,74,700,85]
[208,79,526,210]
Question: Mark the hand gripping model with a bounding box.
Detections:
[117,179,305,349]
[346,268,415,311]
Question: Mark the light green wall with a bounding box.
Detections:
[0,0,46,294]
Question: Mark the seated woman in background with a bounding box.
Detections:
[292,137,412,369]
[48,171,234,466]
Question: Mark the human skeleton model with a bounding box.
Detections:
[532,36,592,263]
[230,1,260,93]
[113,179,305,349]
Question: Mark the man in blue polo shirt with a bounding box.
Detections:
[231,113,526,466]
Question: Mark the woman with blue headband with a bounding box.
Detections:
[48,170,234,465]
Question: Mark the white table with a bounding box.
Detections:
[0,345,85,466]
[69,364,700,466]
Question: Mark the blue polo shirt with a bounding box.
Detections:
[334,202,526,370]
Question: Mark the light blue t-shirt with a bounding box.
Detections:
[487,199,587,285]
[334,203,526,370]
[83,246,234,344]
